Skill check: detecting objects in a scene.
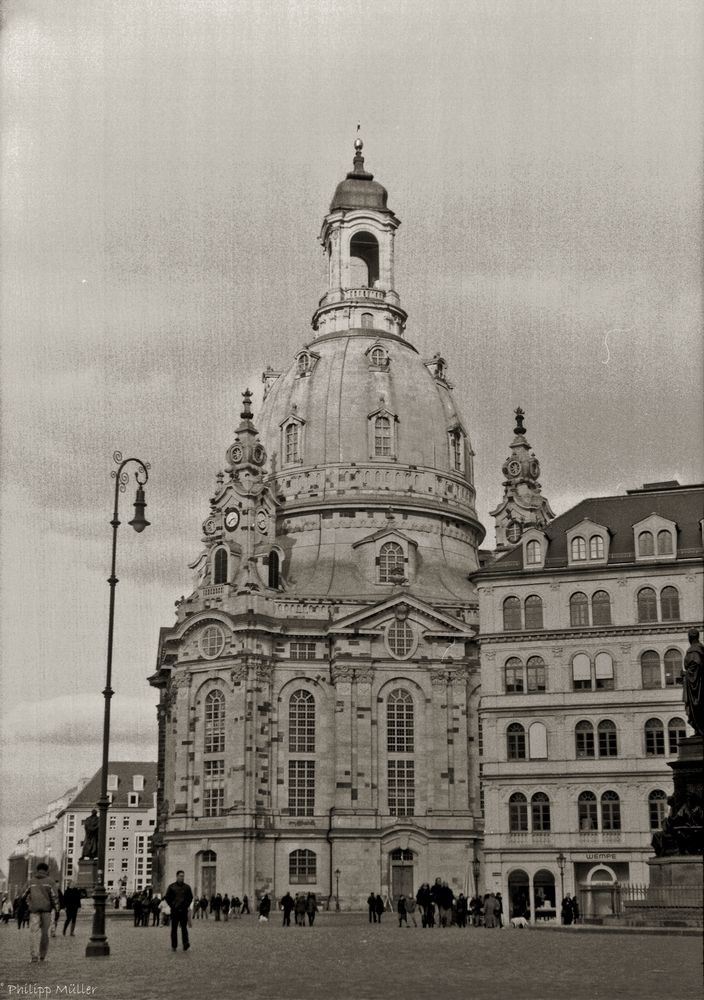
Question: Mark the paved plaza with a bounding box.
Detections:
[0,913,701,1000]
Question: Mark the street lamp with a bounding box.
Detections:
[86,452,150,958]
[556,851,567,913]
[334,868,341,911]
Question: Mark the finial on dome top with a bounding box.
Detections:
[352,124,366,174]
[241,389,254,422]
[514,407,526,436]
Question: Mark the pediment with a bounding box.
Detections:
[329,595,476,638]
[351,527,418,551]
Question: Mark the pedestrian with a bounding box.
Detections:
[397,894,408,927]
[164,869,194,952]
[132,893,143,927]
[231,895,241,918]
[258,893,271,923]
[159,897,171,927]
[367,891,377,923]
[483,892,499,928]
[222,893,231,921]
[374,893,385,923]
[495,892,504,929]
[199,894,208,919]
[21,862,59,963]
[406,894,418,927]
[62,880,82,936]
[212,892,222,921]
[241,893,251,915]
[455,893,468,928]
[306,892,317,926]
[15,895,30,929]
[280,891,294,926]
[294,893,306,926]
[561,896,573,926]
[437,882,454,928]
[570,895,580,924]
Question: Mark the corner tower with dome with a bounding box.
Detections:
[150,141,486,907]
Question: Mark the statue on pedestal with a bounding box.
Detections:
[80,809,100,860]
[683,628,704,737]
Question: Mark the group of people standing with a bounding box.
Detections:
[279,891,318,926]
[373,879,504,929]
[560,895,580,925]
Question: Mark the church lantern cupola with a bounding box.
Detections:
[491,407,555,549]
[312,137,407,337]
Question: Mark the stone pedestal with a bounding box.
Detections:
[669,734,703,808]
[76,859,97,891]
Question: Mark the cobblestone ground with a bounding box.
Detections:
[0,913,701,1000]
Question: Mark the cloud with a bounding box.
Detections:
[0,692,159,749]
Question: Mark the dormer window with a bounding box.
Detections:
[366,342,390,370]
[526,540,541,565]
[657,530,672,555]
[571,537,586,560]
[294,350,319,378]
[589,536,604,559]
[280,413,305,467]
[107,774,119,792]
[370,346,384,365]
[128,792,140,807]
[638,531,654,556]
[634,515,677,561]
[567,520,609,565]
[133,775,144,792]
[368,406,397,460]
[379,541,405,583]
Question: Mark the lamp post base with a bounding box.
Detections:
[85,887,110,958]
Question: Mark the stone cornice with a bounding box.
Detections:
[478,620,700,644]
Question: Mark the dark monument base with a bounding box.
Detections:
[76,859,97,890]
[669,734,703,805]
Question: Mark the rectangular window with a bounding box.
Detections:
[66,860,73,876]
[288,760,315,816]
[575,729,595,758]
[572,657,592,691]
[504,664,524,693]
[107,859,115,873]
[290,641,317,660]
[128,792,140,807]
[289,851,317,884]
[387,759,415,817]
[646,728,665,756]
[122,816,130,829]
[204,759,225,817]
[121,838,129,851]
[121,858,129,872]
[598,730,618,757]
[108,816,116,830]
[108,837,116,852]
[526,664,546,693]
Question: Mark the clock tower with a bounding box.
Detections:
[490,407,555,549]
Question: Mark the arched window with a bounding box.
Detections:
[638,531,654,556]
[637,587,658,623]
[570,592,589,627]
[504,657,524,693]
[645,718,665,756]
[531,792,551,831]
[594,652,614,690]
[668,717,687,755]
[387,620,414,659]
[575,721,595,758]
[598,719,618,757]
[509,792,528,832]
[572,653,592,691]
[601,791,621,831]
[589,535,604,559]
[503,596,522,631]
[268,550,280,589]
[524,595,544,630]
[289,690,315,753]
[387,689,414,752]
[361,312,373,328]
[660,587,680,621]
[528,722,548,759]
[571,537,587,561]
[213,548,228,585]
[289,849,316,884]
[664,649,683,687]
[374,416,392,457]
[296,353,310,374]
[379,541,404,583]
[640,650,661,689]
[507,723,526,760]
[578,791,598,831]
[657,530,673,555]
[350,231,380,286]
[284,422,300,463]
[648,790,668,830]
[369,346,386,366]
[526,656,546,693]
[204,690,225,754]
[526,540,541,565]
[449,430,463,471]
[592,591,612,626]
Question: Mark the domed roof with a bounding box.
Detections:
[329,139,390,213]
[257,328,473,490]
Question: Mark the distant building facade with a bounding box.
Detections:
[476,467,703,922]
[150,143,485,907]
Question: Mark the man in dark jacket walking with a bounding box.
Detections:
[22,862,59,963]
[165,870,193,951]
[62,880,82,936]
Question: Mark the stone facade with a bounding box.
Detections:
[476,476,704,922]
[150,142,485,908]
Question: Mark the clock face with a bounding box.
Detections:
[530,459,541,478]
[507,460,521,477]
[229,444,243,464]
[506,521,522,543]
[203,516,217,536]
[256,510,268,534]
[252,444,267,466]
[224,508,240,531]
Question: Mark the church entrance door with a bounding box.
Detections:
[391,864,413,904]
[198,850,217,897]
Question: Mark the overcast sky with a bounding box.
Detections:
[1,0,702,870]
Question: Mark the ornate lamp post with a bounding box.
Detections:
[334,868,341,911]
[556,851,567,913]
[86,453,150,958]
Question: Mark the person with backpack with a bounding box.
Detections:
[21,862,59,963]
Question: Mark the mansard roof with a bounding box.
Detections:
[64,762,157,811]
[478,482,704,577]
